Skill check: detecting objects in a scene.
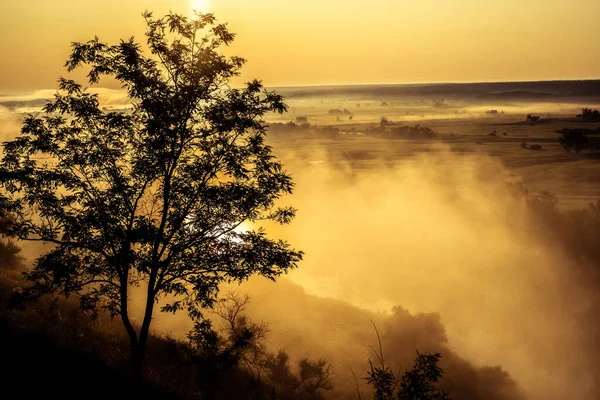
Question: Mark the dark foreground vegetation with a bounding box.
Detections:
[1,259,451,400]
[4,179,600,398]
[0,278,332,399]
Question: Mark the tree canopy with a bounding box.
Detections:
[0,11,302,378]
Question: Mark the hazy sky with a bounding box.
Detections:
[1,0,599,92]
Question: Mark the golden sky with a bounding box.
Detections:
[1,0,599,92]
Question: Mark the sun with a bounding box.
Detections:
[191,0,211,12]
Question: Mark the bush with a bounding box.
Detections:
[577,108,600,121]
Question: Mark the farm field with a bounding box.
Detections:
[264,82,600,209]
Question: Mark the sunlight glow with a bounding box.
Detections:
[191,0,210,12]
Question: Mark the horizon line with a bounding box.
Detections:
[3,77,600,98]
[266,77,600,90]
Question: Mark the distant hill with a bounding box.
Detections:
[273,80,600,102]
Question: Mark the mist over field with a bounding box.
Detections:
[143,144,596,400]
[2,79,600,399]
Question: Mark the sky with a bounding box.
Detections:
[1,0,599,93]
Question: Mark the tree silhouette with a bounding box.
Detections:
[555,128,595,153]
[576,108,600,121]
[366,351,451,400]
[365,321,451,400]
[397,352,451,400]
[525,114,541,124]
[0,11,302,380]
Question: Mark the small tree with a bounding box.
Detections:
[187,292,333,399]
[366,352,451,400]
[556,129,591,153]
[365,322,450,400]
[0,11,302,380]
[525,114,541,124]
[397,352,451,400]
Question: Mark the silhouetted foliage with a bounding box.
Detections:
[577,108,600,121]
[328,108,352,116]
[0,239,22,272]
[366,346,450,400]
[264,351,333,400]
[367,124,438,139]
[510,184,600,268]
[0,11,302,380]
[367,361,396,400]
[525,114,541,124]
[364,320,450,400]
[0,282,332,399]
[267,122,344,141]
[397,352,451,400]
[0,213,22,275]
[184,291,333,399]
[555,128,597,153]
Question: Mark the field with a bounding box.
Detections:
[264,81,600,210]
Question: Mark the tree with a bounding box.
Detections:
[0,11,302,380]
[576,108,600,121]
[397,352,451,400]
[525,114,541,124]
[366,351,451,400]
[556,129,592,153]
[264,350,333,400]
[186,291,333,399]
[365,322,450,400]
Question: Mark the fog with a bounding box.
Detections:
[141,141,600,399]
[226,146,594,399]
[3,94,599,399]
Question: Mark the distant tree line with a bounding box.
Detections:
[328,108,353,116]
[577,108,600,121]
[267,120,439,141]
[366,124,438,139]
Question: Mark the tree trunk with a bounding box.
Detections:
[131,343,144,382]
[132,318,152,382]
[119,272,143,382]
[131,270,158,382]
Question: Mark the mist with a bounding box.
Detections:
[3,86,600,400]
[207,146,595,400]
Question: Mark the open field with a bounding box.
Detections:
[263,81,600,209]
